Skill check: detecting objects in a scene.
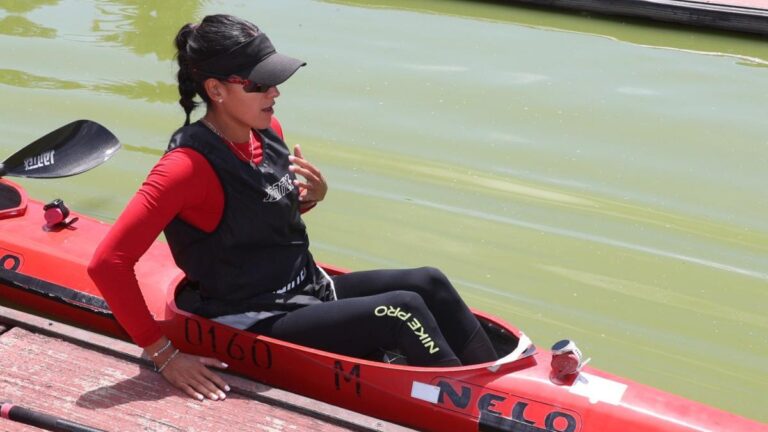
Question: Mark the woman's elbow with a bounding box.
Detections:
[87,249,122,285]
[87,254,108,283]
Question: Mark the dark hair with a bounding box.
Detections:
[174,15,259,125]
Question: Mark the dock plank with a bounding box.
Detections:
[0,327,353,432]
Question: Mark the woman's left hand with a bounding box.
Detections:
[289,144,327,205]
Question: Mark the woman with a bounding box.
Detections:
[88,14,498,402]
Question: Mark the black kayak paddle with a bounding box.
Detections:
[1,401,106,432]
[0,120,120,179]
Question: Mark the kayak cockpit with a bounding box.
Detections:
[0,179,27,220]
[167,272,530,369]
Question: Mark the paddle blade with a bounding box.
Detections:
[0,120,120,179]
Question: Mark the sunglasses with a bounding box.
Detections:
[209,74,271,93]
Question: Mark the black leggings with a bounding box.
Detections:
[248,267,498,366]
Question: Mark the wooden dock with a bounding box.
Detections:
[507,0,768,36]
[0,306,415,432]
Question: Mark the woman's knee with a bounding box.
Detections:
[407,266,459,301]
[376,290,428,311]
[420,266,450,287]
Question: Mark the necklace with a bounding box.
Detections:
[201,118,256,169]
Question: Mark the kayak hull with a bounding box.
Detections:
[1,179,765,432]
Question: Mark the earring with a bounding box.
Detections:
[217,99,223,103]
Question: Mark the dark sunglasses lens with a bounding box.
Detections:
[245,82,268,93]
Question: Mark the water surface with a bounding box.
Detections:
[0,0,766,422]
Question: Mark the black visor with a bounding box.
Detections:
[193,33,306,86]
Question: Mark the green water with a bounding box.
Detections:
[1,0,766,423]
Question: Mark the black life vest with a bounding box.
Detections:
[163,121,325,317]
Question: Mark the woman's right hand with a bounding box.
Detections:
[146,337,230,401]
[159,352,231,401]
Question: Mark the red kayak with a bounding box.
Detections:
[1,122,766,432]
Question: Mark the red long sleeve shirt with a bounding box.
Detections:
[88,117,289,347]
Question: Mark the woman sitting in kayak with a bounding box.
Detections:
[88,14,498,402]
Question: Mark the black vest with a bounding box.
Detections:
[164,121,319,317]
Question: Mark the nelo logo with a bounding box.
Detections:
[434,378,580,432]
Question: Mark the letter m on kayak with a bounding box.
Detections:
[334,361,361,396]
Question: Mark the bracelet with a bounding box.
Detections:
[156,349,180,373]
[151,340,173,359]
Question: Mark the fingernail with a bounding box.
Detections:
[210,393,218,401]
[196,393,204,401]
[218,391,226,399]
[221,362,228,368]
[288,156,295,161]
[224,385,231,392]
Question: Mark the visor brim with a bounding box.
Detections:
[246,52,306,86]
